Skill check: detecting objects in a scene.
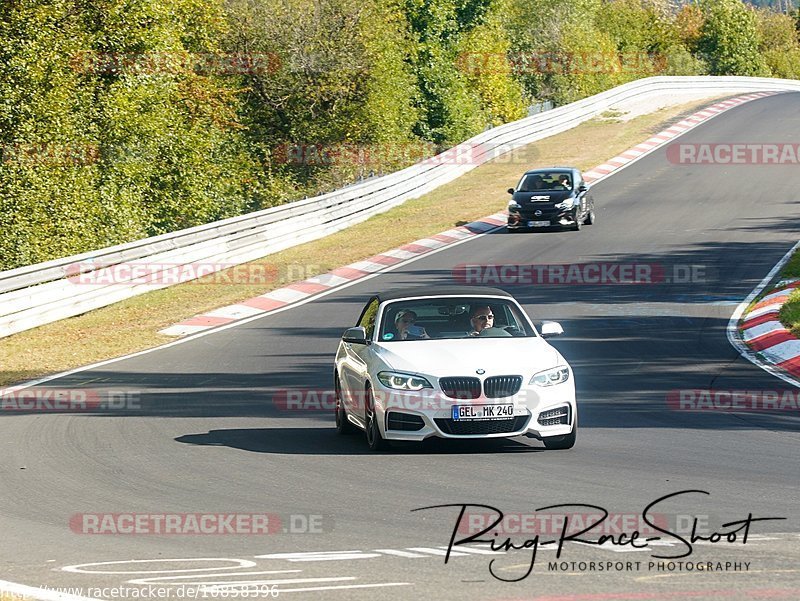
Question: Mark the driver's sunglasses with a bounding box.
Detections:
[474,314,494,320]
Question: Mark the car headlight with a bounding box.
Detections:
[508,201,521,210]
[530,366,570,386]
[378,371,433,390]
[556,200,573,209]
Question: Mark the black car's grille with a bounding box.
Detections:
[387,412,425,431]
[434,415,530,435]
[537,406,571,426]
[518,205,561,219]
[439,377,482,400]
[484,375,523,398]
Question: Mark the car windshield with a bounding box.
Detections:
[517,171,572,192]
[378,297,536,341]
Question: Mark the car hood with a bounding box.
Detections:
[512,190,574,204]
[373,337,564,377]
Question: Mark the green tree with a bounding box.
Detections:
[0,0,108,267]
[0,0,261,269]
[698,0,770,75]
[676,3,705,51]
[757,6,800,77]
[224,0,421,191]
[506,0,632,104]
[402,0,488,144]
[455,0,528,127]
[597,0,677,54]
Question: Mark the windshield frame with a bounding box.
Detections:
[375,295,538,342]
[516,169,574,193]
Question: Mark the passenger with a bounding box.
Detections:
[558,174,571,189]
[394,310,429,340]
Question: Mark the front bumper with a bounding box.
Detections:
[507,208,577,229]
[372,383,576,441]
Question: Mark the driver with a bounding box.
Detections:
[468,306,494,336]
[528,175,544,190]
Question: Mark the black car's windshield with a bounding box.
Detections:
[379,298,536,341]
[517,171,572,192]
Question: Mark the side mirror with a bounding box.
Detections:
[507,188,515,195]
[540,321,564,338]
[578,184,588,192]
[342,326,369,344]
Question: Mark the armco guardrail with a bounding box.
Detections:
[3,76,800,338]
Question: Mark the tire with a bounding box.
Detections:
[542,415,577,450]
[335,374,358,435]
[570,209,581,231]
[584,209,595,225]
[364,386,389,451]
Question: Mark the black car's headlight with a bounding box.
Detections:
[555,200,573,210]
[508,201,521,210]
[378,371,433,390]
[530,366,570,387]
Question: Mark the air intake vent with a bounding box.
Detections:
[537,406,570,426]
[387,412,425,431]
[435,415,529,435]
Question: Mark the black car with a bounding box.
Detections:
[506,167,595,232]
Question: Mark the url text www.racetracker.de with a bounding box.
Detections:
[1,585,281,600]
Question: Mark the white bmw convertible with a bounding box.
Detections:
[334,287,577,451]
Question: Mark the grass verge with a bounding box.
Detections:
[0,97,728,388]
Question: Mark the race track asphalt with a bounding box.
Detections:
[1,92,799,601]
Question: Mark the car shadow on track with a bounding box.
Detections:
[175,427,547,455]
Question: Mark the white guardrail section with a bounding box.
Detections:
[3,76,800,338]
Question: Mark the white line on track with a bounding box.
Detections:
[61,558,256,574]
[127,571,301,584]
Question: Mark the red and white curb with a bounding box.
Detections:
[159,216,506,336]
[727,238,800,388]
[160,92,777,337]
[738,277,800,380]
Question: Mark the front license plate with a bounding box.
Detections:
[452,404,514,421]
[528,220,550,227]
